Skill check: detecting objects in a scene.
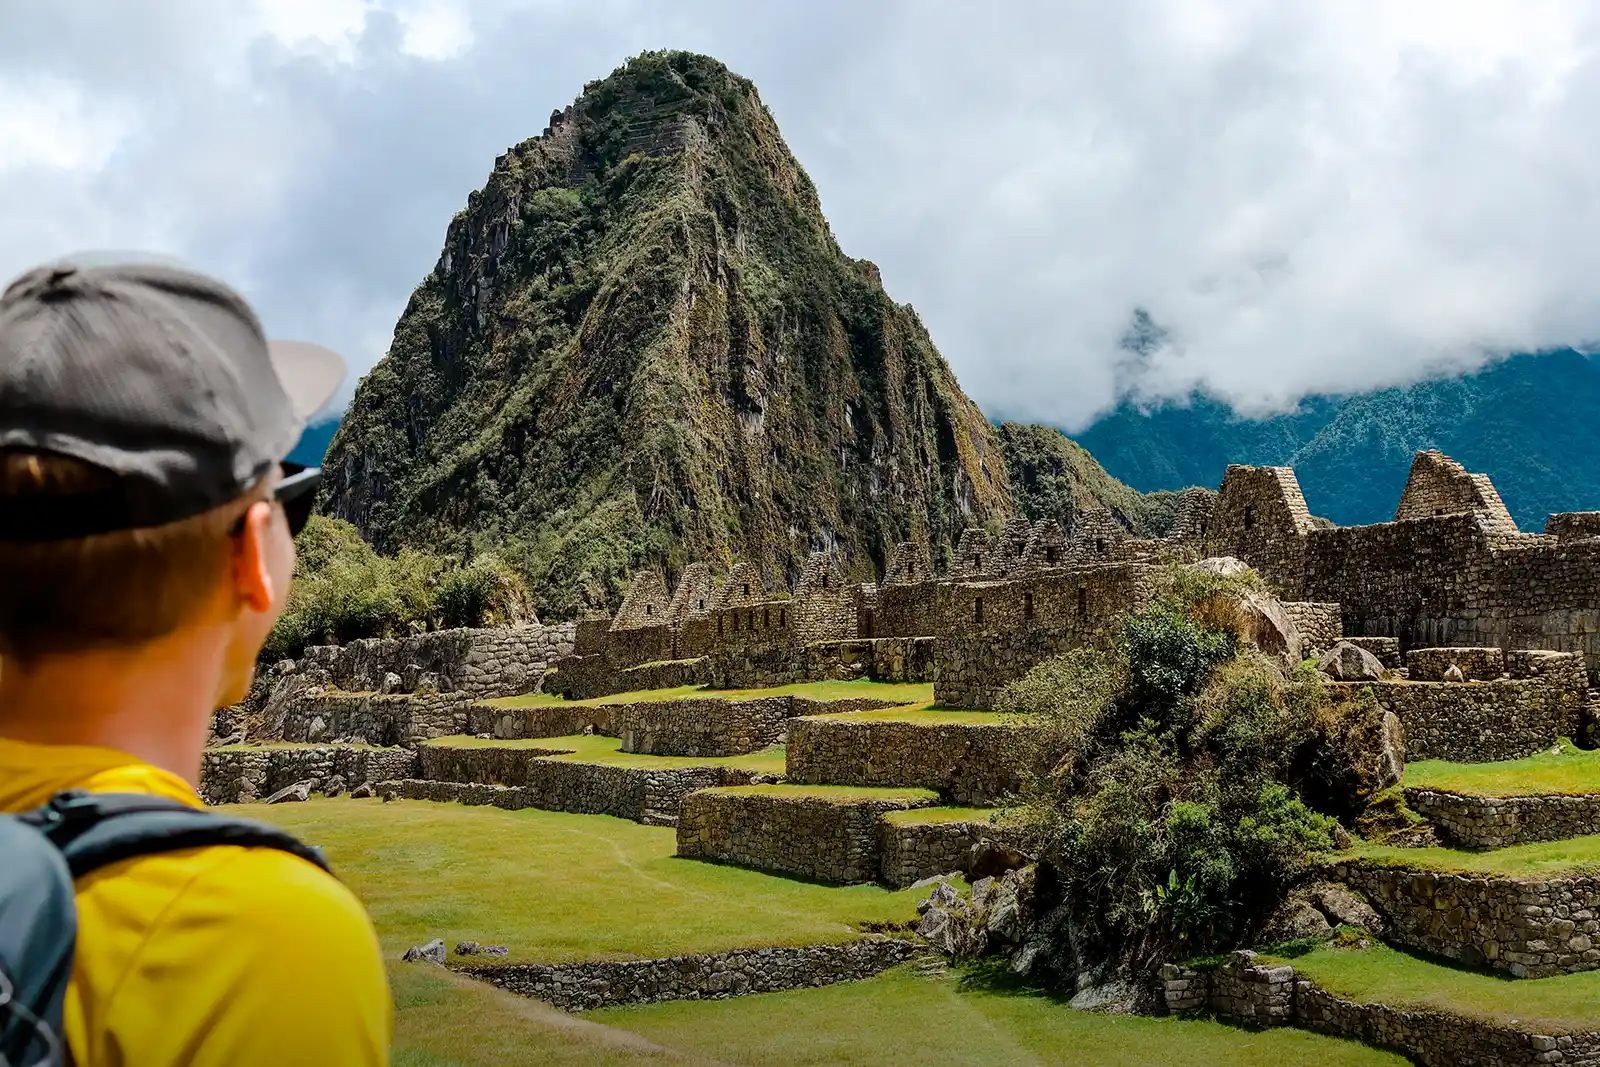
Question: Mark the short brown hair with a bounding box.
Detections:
[0,451,267,662]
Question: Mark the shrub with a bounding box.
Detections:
[260,517,534,662]
[1001,598,1339,968]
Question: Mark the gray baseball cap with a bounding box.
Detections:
[0,259,345,541]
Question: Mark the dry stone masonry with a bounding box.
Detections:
[1408,789,1600,850]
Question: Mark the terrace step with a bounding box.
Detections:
[785,709,1038,804]
[1407,788,1600,850]
[201,743,417,803]
[1327,856,1600,978]
[676,785,939,884]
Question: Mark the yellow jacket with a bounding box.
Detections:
[0,739,392,1066]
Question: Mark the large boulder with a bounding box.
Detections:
[966,838,1033,881]
[1295,697,1406,821]
[402,939,447,965]
[1319,641,1385,683]
[1236,590,1304,663]
[264,780,312,805]
[1259,881,1382,946]
[1197,557,1251,578]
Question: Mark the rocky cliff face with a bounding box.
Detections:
[324,52,1151,616]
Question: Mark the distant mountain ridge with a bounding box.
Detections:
[1075,349,1600,530]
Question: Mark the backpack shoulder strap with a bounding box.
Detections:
[20,791,331,880]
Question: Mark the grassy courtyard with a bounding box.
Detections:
[246,799,1412,1065]
[390,960,1407,1066]
[486,678,935,710]
[1403,741,1600,797]
[1286,942,1600,1033]
[239,799,932,963]
[1346,832,1600,878]
[422,734,789,775]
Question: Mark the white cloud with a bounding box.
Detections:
[3,0,1600,426]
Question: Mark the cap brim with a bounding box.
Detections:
[268,340,346,423]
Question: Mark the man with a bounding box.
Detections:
[0,260,391,1065]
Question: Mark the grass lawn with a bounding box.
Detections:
[808,701,1021,725]
[422,734,788,775]
[236,798,932,964]
[391,962,1407,1067]
[880,806,1008,827]
[696,783,940,804]
[487,678,934,710]
[1404,741,1600,797]
[1345,833,1600,878]
[1287,942,1600,1033]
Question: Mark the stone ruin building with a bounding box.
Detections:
[207,448,1600,1064]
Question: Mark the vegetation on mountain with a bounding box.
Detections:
[319,52,1162,619]
[997,421,1182,538]
[321,51,1019,619]
[1076,349,1600,529]
[261,515,530,662]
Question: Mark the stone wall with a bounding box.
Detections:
[677,789,932,883]
[547,656,706,702]
[877,816,1005,888]
[463,938,921,1013]
[296,623,573,699]
[1394,450,1518,533]
[1203,465,1316,597]
[618,697,792,757]
[786,717,1037,804]
[1408,646,1508,681]
[201,745,417,803]
[1408,788,1600,850]
[1331,860,1600,978]
[1343,637,1402,669]
[416,743,572,785]
[702,637,933,690]
[1330,659,1583,763]
[463,700,621,740]
[277,690,474,747]
[386,759,758,826]
[1165,954,1600,1066]
[1283,602,1343,658]
[1162,951,1294,1026]
[1546,513,1600,541]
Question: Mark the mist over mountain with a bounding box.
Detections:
[1075,349,1600,530]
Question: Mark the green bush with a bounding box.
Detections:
[1001,602,1339,966]
[260,517,533,662]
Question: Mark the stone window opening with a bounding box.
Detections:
[974,597,985,624]
[779,607,787,627]
[697,599,704,612]
[1095,538,1104,555]
[732,614,740,632]
[645,604,653,616]
[1023,592,1034,621]
[1044,547,1059,564]
[1243,505,1256,530]
[1077,587,1088,619]
[820,574,829,590]
[763,607,770,627]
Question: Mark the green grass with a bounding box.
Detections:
[235,799,931,964]
[807,701,1020,725]
[485,679,934,710]
[391,962,1407,1067]
[1287,942,1600,1033]
[592,965,1408,1067]
[1404,741,1600,797]
[880,806,1007,827]
[421,734,788,775]
[1345,833,1600,878]
[696,784,940,804]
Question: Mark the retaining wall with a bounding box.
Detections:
[463,700,621,741]
[1408,789,1600,850]
[1164,952,1600,1066]
[676,789,933,883]
[1330,655,1584,762]
[702,638,934,690]
[786,717,1037,805]
[1330,861,1600,978]
[200,745,418,803]
[618,697,791,757]
[463,938,921,1012]
[296,623,574,699]
[386,758,758,826]
[877,816,1002,888]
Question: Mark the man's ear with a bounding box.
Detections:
[233,500,279,613]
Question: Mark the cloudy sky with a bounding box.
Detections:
[4,0,1599,428]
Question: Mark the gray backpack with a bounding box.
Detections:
[0,790,327,1066]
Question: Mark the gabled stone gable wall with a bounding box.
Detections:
[667,563,721,624]
[883,541,933,586]
[1204,465,1316,597]
[612,571,672,630]
[1395,450,1518,534]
